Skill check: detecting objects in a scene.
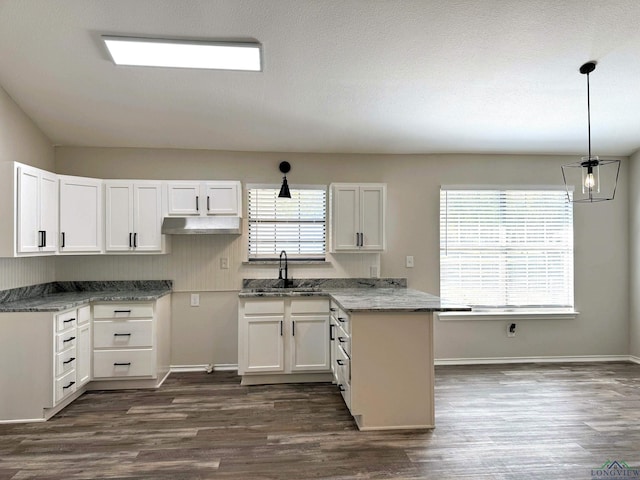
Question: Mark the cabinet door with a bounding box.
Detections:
[59,176,102,252]
[360,185,385,250]
[17,166,41,253]
[203,182,240,215]
[133,183,162,251]
[105,183,134,251]
[331,184,360,251]
[38,171,58,252]
[242,316,285,373]
[166,182,201,216]
[290,315,330,372]
[76,322,91,386]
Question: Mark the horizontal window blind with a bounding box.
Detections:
[440,188,574,309]
[248,186,326,259]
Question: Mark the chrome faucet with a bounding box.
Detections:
[278,250,293,288]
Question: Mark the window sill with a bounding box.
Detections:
[436,310,579,321]
[242,260,332,266]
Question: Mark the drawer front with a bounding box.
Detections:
[55,348,77,376]
[291,298,329,314]
[336,324,351,358]
[336,367,351,410]
[93,349,155,378]
[93,303,154,319]
[94,320,153,348]
[330,301,350,334]
[77,304,91,325]
[56,331,78,353]
[243,299,285,315]
[336,344,350,383]
[56,310,77,332]
[55,369,77,404]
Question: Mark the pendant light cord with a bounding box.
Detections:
[586,71,591,159]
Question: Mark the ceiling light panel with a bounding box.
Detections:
[102,36,262,71]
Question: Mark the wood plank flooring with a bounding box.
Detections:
[1,362,640,479]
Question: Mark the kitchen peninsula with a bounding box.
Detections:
[239,278,470,430]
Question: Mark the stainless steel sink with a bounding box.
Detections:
[247,287,322,293]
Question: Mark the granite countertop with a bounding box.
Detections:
[0,281,172,313]
[239,278,470,313]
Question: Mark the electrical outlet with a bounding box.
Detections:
[406,255,414,268]
[190,293,200,307]
[370,265,379,278]
[507,323,516,337]
[220,257,229,269]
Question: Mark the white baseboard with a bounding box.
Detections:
[435,355,632,366]
[629,356,640,365]
[171,364,239,373]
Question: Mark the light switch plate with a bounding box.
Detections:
[220,257,229,269]
[406,256,414,268]
[190,293,200,307]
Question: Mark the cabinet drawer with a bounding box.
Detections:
[330,301,350,334]
[336,324,350,357]
[56,331,77,353]
[93,303,153,319]
[55,369,77,404]
[77,305,91,325]
[93,349,155,378]
[336,344,350,383]
[55,310,77,332]
[291,299,329,314]
[243,300,285,315]
[55,348,77,376]
[336,367,351,410]
[94,320,153,348]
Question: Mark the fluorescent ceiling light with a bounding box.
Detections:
[102,36,262,71]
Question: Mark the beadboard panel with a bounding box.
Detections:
[0,257,55,290]
[55,235,375,292]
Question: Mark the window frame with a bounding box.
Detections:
[439,185,575,312]
[246,183,327,261]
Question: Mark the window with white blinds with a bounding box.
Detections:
[440,187,574,309]
[247,186,326,259]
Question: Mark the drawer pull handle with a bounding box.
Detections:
[114,362,132,366]
[336,359,344,366]
[338,337,347,343]
[63,336,76,343]
[330,307,336,312]
[63,357,76,365]
[63,318,76,324]
[113,333,132,336]
[338,317,346,323]
[338,384,345,392]
[114,310,132,313]
[63,381,76,390]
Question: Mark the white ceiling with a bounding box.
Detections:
[1,0,640,156]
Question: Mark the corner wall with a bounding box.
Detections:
[629,150,640,359]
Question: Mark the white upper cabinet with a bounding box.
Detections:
[59,175,103,253]
[17,164,58,254]
[166,181,241,217]
[330,183,386,252]
[105,181,164,253]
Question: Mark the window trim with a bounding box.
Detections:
[246,183,327,261]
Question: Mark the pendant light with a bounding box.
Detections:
[561,61,620,203]
[278,161,291,198]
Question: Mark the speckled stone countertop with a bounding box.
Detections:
[239,278,470,313]
[0,281,172,313]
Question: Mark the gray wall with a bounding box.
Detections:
[55,147,631,365]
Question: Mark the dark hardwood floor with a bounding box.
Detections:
[1,362,640,479]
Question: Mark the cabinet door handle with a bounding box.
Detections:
[133,232,138,248]
[280,320,283,336]
[43,230,47,247]
[338,337,347,343]
[114,362,131,366]
[63,357,76,365]
[113,333,132,337]
[63,318,76,324]
[37,230,44,248]
[196,196,199,211]
[61,232,66,248]
[292,320,296,336]
[329,324,335,341]
[338,384,345,392]
[336,359,344,366]
[63,336,76,343]
[207,196,210,212]
[63,381,76,390]
[129,232,133,248]
[114,309,132,313]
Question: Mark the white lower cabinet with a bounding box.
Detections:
[238,297,330,384]
[90,296,171,389]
